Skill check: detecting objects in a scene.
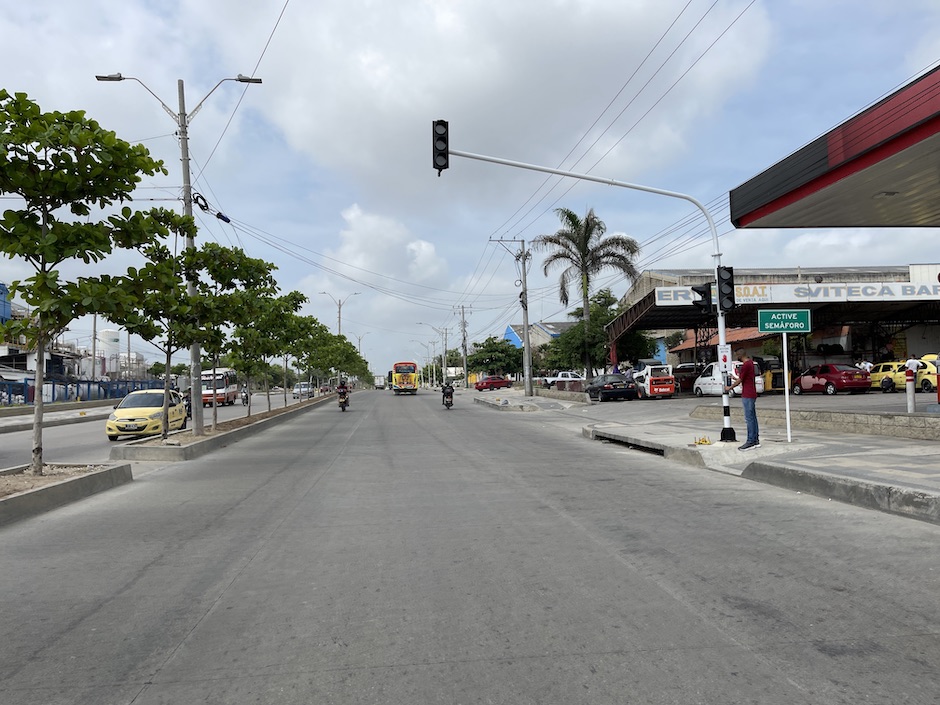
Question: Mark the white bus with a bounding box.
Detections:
[201,367,239,406]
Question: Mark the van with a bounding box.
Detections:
[692,361,764,397]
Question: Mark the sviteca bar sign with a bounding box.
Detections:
[655,282,940,307]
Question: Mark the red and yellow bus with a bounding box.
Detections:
[391,361,418,395]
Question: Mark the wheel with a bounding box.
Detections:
[824,382,837,395]
[107,435,119,442]
[922,379,933,393]
[694,387,703,397]
[791,383,803,395]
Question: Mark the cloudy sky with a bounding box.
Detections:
[2,0,939,375]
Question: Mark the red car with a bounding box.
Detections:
[475,375,513,391]
[791,364,871,395]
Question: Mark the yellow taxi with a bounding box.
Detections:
[868,361,906,392]
[916,357,937,393]
[106,389,187,441]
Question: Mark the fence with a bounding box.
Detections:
[0,378,163,406]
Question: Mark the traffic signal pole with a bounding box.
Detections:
[438,140,736,441]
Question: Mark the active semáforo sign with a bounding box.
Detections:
[757,309,811,333]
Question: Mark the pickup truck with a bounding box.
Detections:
[538,371,585,388]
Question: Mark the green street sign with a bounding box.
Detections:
[757,309,812,333]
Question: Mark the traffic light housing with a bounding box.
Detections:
[717,266,735,312]
[691,283,713,314]
[432,119,449,174]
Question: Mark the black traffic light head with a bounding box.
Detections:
[691,283,713,314]
[432,119,449,174]
[717,265,735,312]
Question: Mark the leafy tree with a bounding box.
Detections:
[541,289,655,372]
[532,207,640,380]
[0,90,170,473]
[467,337,523,375]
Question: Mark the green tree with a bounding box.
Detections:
[532,207,640,380]
[0,90,170,473]
[467,337,523,375]
[542,289,656,372]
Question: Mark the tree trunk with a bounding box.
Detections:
[30,329,46,475]
[582,272,592,382]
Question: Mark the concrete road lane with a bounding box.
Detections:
[0,389,938,704]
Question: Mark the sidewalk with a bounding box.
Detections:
[475,389,940,525]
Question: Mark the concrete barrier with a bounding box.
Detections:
[0,464,133,526]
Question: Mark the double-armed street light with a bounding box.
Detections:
[418,322,451,384]
[95,71,262,435]
[319,291,360,336]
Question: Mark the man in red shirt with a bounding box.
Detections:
[725,349,760,451]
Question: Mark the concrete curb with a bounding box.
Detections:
[584,422,940,526]
[0,464,134,527]
[0,411,112,434]
[473,396,539,412]
[109,396,332,462]
[742,462,940,525]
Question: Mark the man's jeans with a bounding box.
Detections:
[741,396,759,444]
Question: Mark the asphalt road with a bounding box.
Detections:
[0,389,938,703]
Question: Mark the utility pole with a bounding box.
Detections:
[456,305,471,388]
[493,238,533,396]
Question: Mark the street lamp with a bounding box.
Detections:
[418,322,450,385]
[350,331,370,354]
[96,71,262,436]
[319,291,360,336]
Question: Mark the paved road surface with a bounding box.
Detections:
[1,389,937,703]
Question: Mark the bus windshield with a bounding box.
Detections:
[393,363,417,374]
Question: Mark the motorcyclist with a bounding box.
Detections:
[441,380,454,405]
[336,379,350,405]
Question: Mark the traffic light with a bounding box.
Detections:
[432,119,449,174]
[691,283,713,314]
[717,266,736,312]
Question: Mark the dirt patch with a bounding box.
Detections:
[0,465,107,499]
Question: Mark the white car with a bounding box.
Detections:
[693,361,764,397]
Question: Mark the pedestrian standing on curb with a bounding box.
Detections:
[725,349,760,451]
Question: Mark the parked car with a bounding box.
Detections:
[585,373,638,402]
[693,361,765,397]
[917,359,937,392]
[106,389,187,441]
[475,375,513,391]
[791,364,871,395]
[868,361,906,392]
[673,363,706,393]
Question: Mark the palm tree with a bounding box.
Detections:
[532,207,640,380]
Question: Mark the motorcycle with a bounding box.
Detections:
[338,391,349,411]
[442,385,454,409]
[241,389,249,405]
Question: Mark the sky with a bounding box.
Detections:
[2,0,940,376]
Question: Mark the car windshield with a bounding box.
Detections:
[833,364,861,372]
[118,393,168,409]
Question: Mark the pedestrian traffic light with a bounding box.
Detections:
[432,119,449,174]
[691,283,713,314]
[717,265,735,312]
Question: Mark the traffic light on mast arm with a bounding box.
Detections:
[717,266,736,312]
[691,282,713,314]
[432,119,449,175]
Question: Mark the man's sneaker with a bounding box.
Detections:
[738,441,757,451]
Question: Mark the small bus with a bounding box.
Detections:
[201,367,239,406]
[391,361,418,395]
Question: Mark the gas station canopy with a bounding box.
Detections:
[730,65,940,229]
